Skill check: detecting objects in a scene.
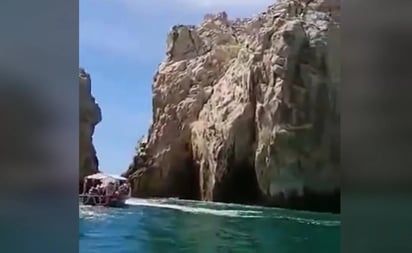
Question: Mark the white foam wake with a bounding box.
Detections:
[124,198,340,226]
[125,198,263,218]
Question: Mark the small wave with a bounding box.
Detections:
[162,198,340,226]
[161,198,267,210]
[155,198,339,217]
[126,198,263,218]
[125,198,340,226]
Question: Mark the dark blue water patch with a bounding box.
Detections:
[79,198,340,253]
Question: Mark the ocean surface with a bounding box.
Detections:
[79,198,340,253]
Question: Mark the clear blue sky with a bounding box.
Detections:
[79,0,273,175]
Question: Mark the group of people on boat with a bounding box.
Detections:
[88,182,129,197]
[81,174,131,206]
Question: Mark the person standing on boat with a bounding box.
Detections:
[118,183,124,194]
[96,183,104,203]
[103,182,115,205]
[87,186,99,205]
[88,186,96,194]
[107,182,115,195]
[119,182,127,195]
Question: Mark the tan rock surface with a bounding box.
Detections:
[79,68,101,180]
[126,0,340,211]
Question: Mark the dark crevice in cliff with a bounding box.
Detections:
[213,161,261,205]
[214,115,261,204]
[172,143,201,200]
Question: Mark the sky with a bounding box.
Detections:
[80,0,274,175]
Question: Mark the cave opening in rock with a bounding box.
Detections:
[173,142,201,200]
[213,155,262,205]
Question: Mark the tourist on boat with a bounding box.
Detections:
[125,183,130,194]
[88,186,97,194]
[96,183,104,195]
[95,184,104,203]
[119,182,129,195]
[86,186,99,205]
[118,183,124,194]
[105,182,115,196]
[113,190,120,199]
[99,182,113,205]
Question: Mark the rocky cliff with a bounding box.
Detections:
[79,68,102,181]
[126,0,340,212]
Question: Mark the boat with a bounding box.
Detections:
[79,172,131,207]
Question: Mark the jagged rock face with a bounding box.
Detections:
[79,69,102,180]
[128,0,340,212]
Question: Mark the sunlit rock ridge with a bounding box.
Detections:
[79,68,102,181]
[125,0,340,213]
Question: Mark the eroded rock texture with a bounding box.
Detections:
[126,0,340,212]
[79,68,102,181]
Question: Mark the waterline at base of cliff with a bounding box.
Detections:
[80,198,340,252]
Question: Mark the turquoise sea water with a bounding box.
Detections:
[79,198,340,253]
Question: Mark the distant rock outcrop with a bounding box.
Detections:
[79,68,102,181]
[125,0,340,212]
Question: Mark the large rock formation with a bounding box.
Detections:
[79,68,102,181]
[126,0,340,212]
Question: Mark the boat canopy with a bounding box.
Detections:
[85,172,128,181]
